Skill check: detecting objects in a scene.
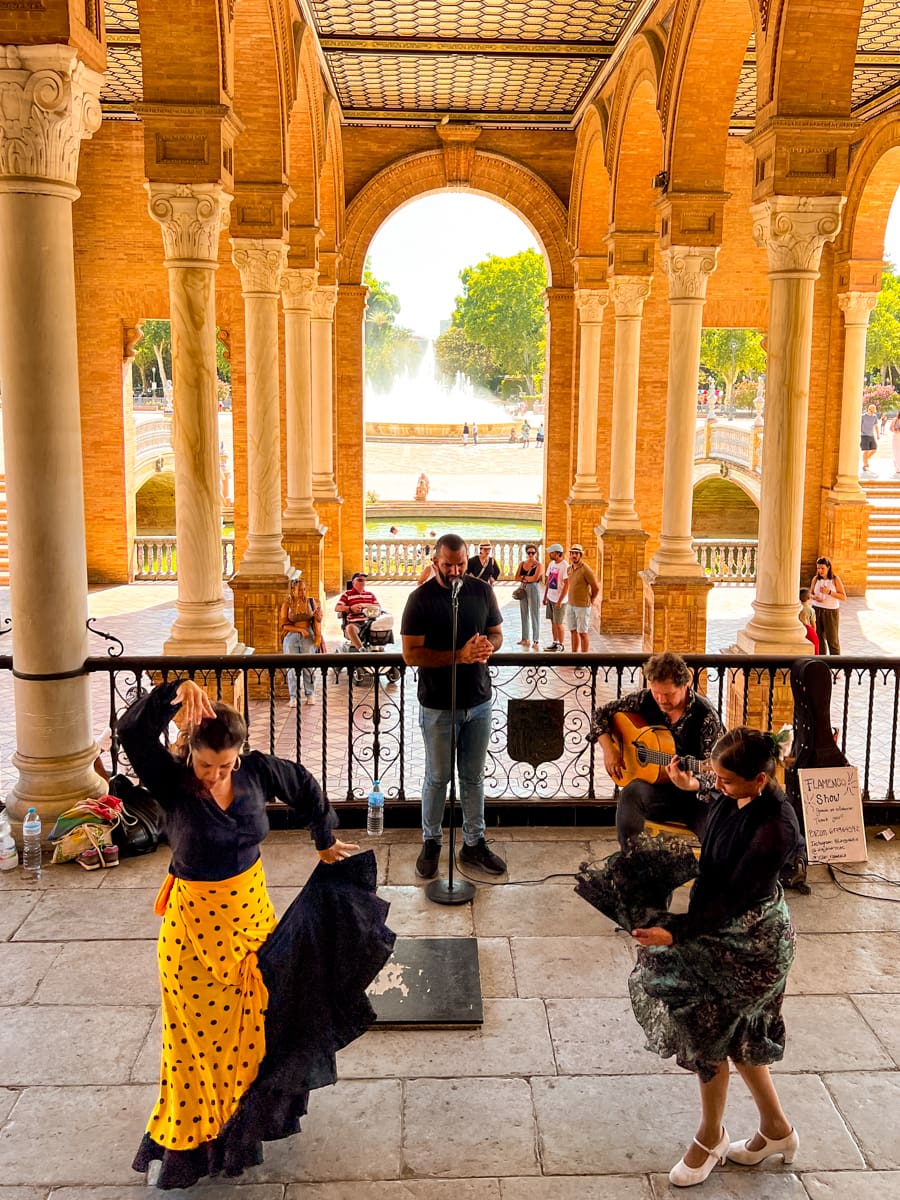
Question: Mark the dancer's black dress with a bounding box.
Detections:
[120,682,395,1190]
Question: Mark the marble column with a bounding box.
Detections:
[819,290,879,596]
[567,289,608,568]
[147,181,242,655]
[310,284,343,591]
[0,46,106,825]
[281,267,326,596]
[642,248,718,653]
[228,239,291,654]
[736,195,844,657]
[598,275,651,633]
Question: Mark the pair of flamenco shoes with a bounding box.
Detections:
[669,1127,798,1187]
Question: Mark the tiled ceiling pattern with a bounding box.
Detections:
[95,0,900,134]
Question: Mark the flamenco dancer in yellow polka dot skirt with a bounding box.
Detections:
[120,679,394,1190]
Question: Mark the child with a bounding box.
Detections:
[799,587,819,653]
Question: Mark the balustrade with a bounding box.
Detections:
[695,538,758,583]
[364,538,542,581]
[133,536,236,581]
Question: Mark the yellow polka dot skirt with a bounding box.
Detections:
[148,859,276,1152]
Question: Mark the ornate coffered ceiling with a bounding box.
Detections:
[98,0,900,135]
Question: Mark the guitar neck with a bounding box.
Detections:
[640,749,704,773]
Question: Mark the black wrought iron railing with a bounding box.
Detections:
[1,652,899,813]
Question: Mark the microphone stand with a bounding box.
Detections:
[426,577,476,905]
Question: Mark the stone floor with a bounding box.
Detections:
[2,823,900,1198]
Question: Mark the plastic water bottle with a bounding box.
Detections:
[367,780,384,837]
[22,807,42,881]
[0,811,17,872]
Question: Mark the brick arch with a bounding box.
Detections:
[137,0,231,103]
[838,113,900,264]
[757,0,864,115]
[232,0,294,181]
[569,101,611,256]
[319,99,345,274]
[605,33,664,231]
[287,24,325,232]
[340,150,572,287]
[661,0,756,192]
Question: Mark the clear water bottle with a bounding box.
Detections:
[0,811,17,872]
[367,780,384,837]
[22,807,42,881]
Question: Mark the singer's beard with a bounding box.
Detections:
[434,564,460,589]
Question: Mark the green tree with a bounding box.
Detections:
[363,264,423,390]
[132,318,171,394]
[433,325,502,392]
[699,328,766,405]
[439,249,546,394]
[866,267,900,387]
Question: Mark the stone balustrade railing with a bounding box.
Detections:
[133,536,235,581]
[134,416,173,462]
[695,538,758,583]
[363,538,543,582]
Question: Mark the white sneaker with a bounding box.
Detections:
[288,698,297,708]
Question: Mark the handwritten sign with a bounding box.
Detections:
[797,766,867,864]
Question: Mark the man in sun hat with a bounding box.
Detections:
[542,543,568,650]
[565,544,599,652]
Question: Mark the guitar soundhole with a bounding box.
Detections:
[636,747,648,764]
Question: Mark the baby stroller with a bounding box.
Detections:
[335,604,402,686]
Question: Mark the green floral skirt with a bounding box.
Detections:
[628,888,795,1083]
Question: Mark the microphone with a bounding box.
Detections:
[450,576,463,601]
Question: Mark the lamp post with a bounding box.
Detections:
[729,338,737,416]
[151,365,157,398]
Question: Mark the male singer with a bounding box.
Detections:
[401,532,506,880]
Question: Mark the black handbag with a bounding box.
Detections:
[107,774,164,857]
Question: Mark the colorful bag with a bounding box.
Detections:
[49,796,122,864]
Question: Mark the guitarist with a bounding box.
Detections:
[589,651,723,848]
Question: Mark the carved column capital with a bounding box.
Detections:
[751,195,845,276]
[310,284,338,321]
[0,45,103,197]
[146,182,232,267]
[837,290,878,327]
[230,237,287,296]
[281,267,318,313]
[608,274,652,318]
[662,245,719,302]
[575,288,609,324]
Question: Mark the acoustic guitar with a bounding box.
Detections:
[608,711,708,786]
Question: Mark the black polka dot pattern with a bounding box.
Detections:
[147,860,276,1151]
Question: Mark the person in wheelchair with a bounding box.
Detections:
[335,572,381,650]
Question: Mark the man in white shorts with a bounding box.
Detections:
[542,544,569,650]
[564,543,598,652]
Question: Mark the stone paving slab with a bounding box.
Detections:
[0,867,106,892]
[130,1009,162,1084]
[51,1187,285,1199]
[802,1172,900,1199]
[240,1080,402,1183]
[849,995,900,1067]
[0,1007,154,1086]
[545,998,682,1075]
[648,1174,808,1198]
[500,1180,652,1200]
[94,851,171,889]
[0,1189,50,1200]
[477,936,516,997]
[33,941,158,1006]
[12,891,161,942]
[285,1184,502,1200]
[0,1091,17,1123]
[530,1074,864,1175]
[473,884,608,937]
[402,1078,539,1178]
[824,1072,900,1169]
[337,998,554,1079]
[775,996,895,1073]
[787,889,900,933]
[375,886,474,936]
[510,935,635,998]
[501,839,590,884]
[0,891,40,938]
[0,942,61,1004]
[0,1085,157,1185]
[788,934,900,994]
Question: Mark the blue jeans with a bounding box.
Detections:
[518,581,541,642]
[283,632,317,698]
[419,700,492,846]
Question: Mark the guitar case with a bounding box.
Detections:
[783,657,848,893]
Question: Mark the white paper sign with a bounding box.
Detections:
[797,766,867,864]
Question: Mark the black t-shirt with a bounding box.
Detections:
[401,576,502,710]
[466,554,500,584]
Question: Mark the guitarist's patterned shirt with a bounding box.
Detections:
[588,686,722,770]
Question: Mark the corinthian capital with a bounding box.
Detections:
[662,246,719,302]
[609,275,652,318]
[837,290,878,327]
[751,195,845,276]
[147,183,233,267]
[281,268,318,312]
[575,289,609,324]
[310,284,338,321]
[0,45,103,196]
[230,238,287,296]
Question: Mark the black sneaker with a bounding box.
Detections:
[415,838,441,879]
[543,641,561,651]
[459,838,507,875]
